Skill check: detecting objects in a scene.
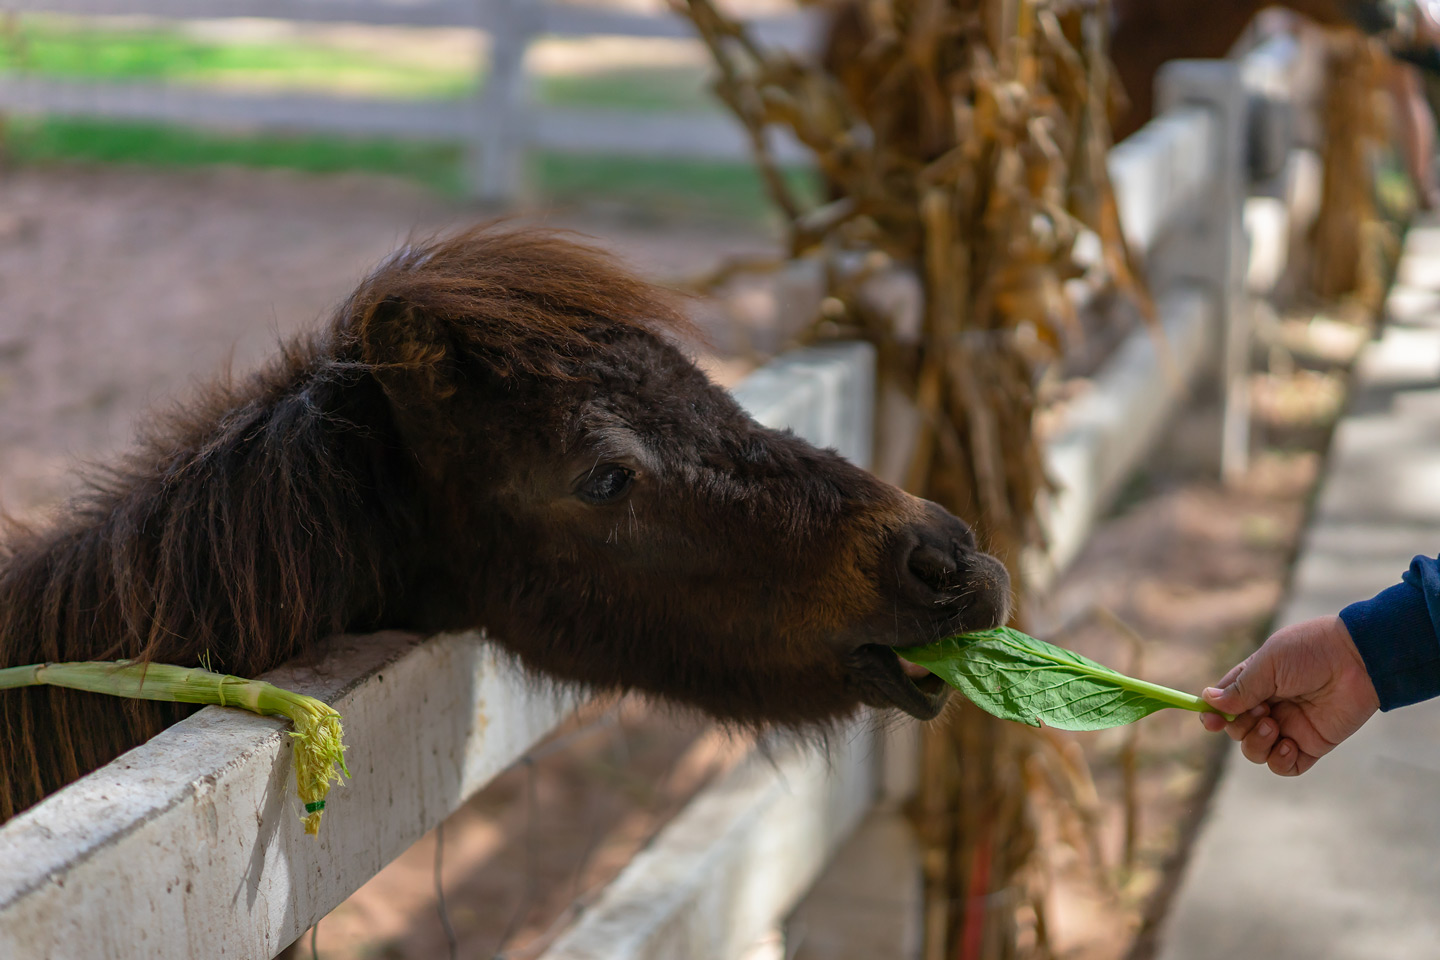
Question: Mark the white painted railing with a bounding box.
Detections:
[542,717,881,960]
[0,0,816,199]
[1028,69,1240,585]
[1033,40,1310,583]
[0,633,581,959]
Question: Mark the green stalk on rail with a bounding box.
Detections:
[898,626,1237,731]
[0,660,348,835]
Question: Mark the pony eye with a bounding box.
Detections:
[577,465,635,504]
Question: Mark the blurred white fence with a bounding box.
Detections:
[0,0,815,198]
[0,27,1321,960]
[1033,32,1317,583]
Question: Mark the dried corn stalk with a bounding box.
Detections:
[1311,30,1390,304]
[677,0,1141,956]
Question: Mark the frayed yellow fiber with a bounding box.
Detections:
[283,697,350,835]
[0,660,349,835]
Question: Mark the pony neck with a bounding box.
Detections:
[0,345,420,679]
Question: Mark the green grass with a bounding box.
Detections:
[535,152,819,222]
[2,116,818,223]
[3,116,469,193]
[538,69,717,114]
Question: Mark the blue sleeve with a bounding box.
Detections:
[1339,555,1440,711]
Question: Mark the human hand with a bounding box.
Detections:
[1199,615,1380,776]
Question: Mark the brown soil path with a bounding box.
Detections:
[0,164,771,520]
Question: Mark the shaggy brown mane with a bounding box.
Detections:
[343,226,696,382]
[0,227,692,819]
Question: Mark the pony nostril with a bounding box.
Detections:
[907,541,958,592]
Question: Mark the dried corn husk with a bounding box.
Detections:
[679,1,1140,956]
[1311,30,1391,305]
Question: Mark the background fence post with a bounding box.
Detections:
[471,0,540,202]
[1155,60,1250,483]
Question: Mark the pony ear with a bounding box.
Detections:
[355,298,458,404]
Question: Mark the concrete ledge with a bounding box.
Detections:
[785,807,923,960]
[540,724,878,960]
[735,343,876,469]
[1108,107,1215,257]
[1031,284,1215,585]
[0,631,581,960]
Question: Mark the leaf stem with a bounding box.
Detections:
[0,659,348,833]
[1107,672,1235,721]
[0,664,42,690]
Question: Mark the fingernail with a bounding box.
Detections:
[1279,743,1292,757]
[1258,720,1274,737]
[1202,687,1224,700]
[1249,705,1266,717]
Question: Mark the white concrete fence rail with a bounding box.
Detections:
[0,31,1317,960]
[1035,60,1243,584]
[0,0,816,199]
[1036,33,1313,582]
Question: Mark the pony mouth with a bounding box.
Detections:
[846,644,951,720]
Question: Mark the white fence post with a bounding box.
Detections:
[1155,60,1251,483]
[473,0,540,202]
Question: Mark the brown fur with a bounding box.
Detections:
[0,226,1009,820]
[1110,0,1348,140]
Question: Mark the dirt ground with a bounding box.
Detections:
[0,163,772,522]
[0,161,1363,960]
[306,698,756,959]
[1029,452,1320,959]
[1026,324,1359,959]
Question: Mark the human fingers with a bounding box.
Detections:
[1213,661,1245,690]
[1219,703,1268,743]
[1241,714,1281,764]
[1265,738,1319,776]
[1266,700,1338,763]
[1200,704,1261,733]
[1203,650,1278,717]
[1197,664,1246,732]
[1198,663,1248,732]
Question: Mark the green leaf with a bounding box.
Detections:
[897,627,1232,731]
